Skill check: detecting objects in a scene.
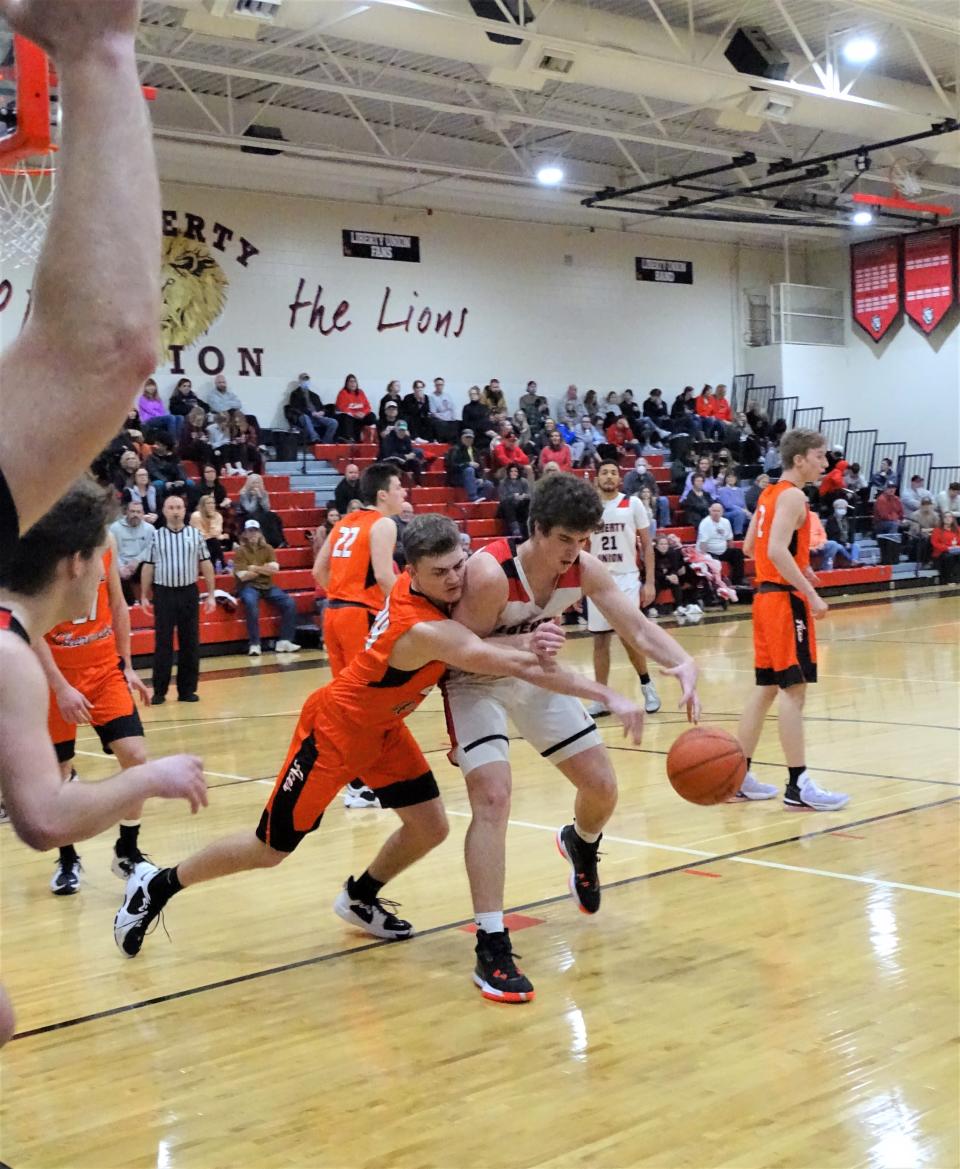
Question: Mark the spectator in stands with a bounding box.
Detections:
[697,502,744,584]
[233,520,301,656]
[744,472,770,513]
[623,453,655,493]
[636,486,658,537]
[539,429,574,474]
[333,463,363,515]
[670,447,697,494]
[498,463,531,538]
[190,494,230,571]
[125,468,160,525]
[580,388,599,420]
[681,455,718,501]
[824,498,862,568]
[137,378,178,440]
[713,384,734,428]
[872,482,907,564]
[642,388,674,437]
[335,373,376,442]
[378,380,404,425]
[402,379,434,441]
[392,500,416,570]
[716,470,751,537]
[490,426,534,484]
[620,389,664,448]
[569,414,603,468]
[168,377,208,425]
[671,386,704,439]
[482,379,509,418]
[207,373,243,420]
[111,498,156,604]
[146,435,193,502]
[683,473,715,528]
[908,494,939,565]
[762,439,782,476]
[869,457,898,496]
[200,463,232,516]
[462,386,497,447]
[518,381,540,429]
[511,411,536,456]
[380,418,424,484]
[938,482,960,522]
[230,415,264,476]
[845,461,869,496]
[605,415,641,459]
[931,513,960,584]
[695,385,724,440]
[178,405,215,469]
[809,510,843,572]
[654,532,699,617]
[448,429,494,502]
[288,374,338,445]
[428,376,459,442]
[113,449,142,496]
[206,411,245,476]
[237,473,285,548]
[900,474,926,519]
[557,385,581,425]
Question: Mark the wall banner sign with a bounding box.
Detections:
[636,256,693,284]
[850,237,901,341]
[903,227,955,334]
[342,229,421,262]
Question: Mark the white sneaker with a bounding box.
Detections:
[585,700,610,718]
[641,681,661,714]
[674,606,688,626]
[646,606,659,618]
[333,882,413,940]
[343,783,380,809]
[784,771,850,811]
[248,644,262,657]
[0,802,9,824]
[685,604,704,624]
[274,640,301,653]
[735,770,778,800]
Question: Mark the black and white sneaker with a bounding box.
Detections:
[0,802,8,824]
[110,841,150,880]
[556,824,602,915]
[114,862,164,958]
[333,882,413,940]
[343,782,381,809]
[50,854,82,896]
[473,928,535,1003]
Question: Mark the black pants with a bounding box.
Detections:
[719,547,745,585]
[499,494,530,535]
[120,562,144,606]
[153,584,200,699]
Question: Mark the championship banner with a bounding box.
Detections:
[903,227,955,334]
[850,237,901,341]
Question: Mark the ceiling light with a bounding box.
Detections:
[536,165,564,186]
[843,37,878,65]
[852,209,874,226]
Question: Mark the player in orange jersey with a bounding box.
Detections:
[115,515,645,991]
[736,429,849,811]
[33,539,153,895]
[313,463,406,808]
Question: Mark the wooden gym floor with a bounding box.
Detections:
[1,594,958,1169]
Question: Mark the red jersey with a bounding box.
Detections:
[753,480,810,587]
[325,508,389,610]
[327,572,448,723]
[45,549,116,669]
[490,442,529,470]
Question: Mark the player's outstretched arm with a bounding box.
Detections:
[0,640,207,850]
[0,0,160,536]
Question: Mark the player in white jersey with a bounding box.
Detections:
[586,460,661,715]
[445,473,701,1002]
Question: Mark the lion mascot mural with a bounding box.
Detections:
[160,234,229,354]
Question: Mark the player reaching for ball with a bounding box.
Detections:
[735,429,849,810]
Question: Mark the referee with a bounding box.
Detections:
[142,495,216,705]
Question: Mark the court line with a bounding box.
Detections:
[11,793,958,1044]
[444,811,960,900]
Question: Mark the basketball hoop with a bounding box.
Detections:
[0,157,56,267]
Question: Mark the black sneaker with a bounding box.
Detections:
[473,928,535,1003]
[50,854,82,896]
[333,883,413,940]
[110,841,150,880]
[556,824,602,915]
[113,862,166,958]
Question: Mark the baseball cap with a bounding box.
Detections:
[396,419,409,429]
[461,428,474,437]
[244,519,261,529]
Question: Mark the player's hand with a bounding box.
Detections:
[147,755,209,813]
[809,594,829,620]
[805,566,821,586]
[124,667,152,705]
[606,693,644,744]
[204,593,217,615]
[661,657,701,723]
[667,574,679,585]
[0,1,141,60]
[55,684,93,725]
[140,596,154,618]
[640,581,656,608]
[531,620,565,660]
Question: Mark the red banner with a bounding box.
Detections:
[851,237,901,341]
[903,227,955,334]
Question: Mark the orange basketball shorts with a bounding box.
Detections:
[256,689,440,852]
[323,604,376,676]
[752,588,817,689]
[47,656,143,762]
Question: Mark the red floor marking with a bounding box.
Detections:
[460,913,546,934]
[684,869,722,878]
[830,832,865,839]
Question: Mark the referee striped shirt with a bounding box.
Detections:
[148,524,210,587]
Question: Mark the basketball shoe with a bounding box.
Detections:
[734,771,778,800]
[343,781,380,809]
[50,851,82,896]
[333,882,413,940]
[556,824,602,914]
[110,840,150,879]
[585,700,610,718]
[784,771,850,811]
[473,928,534,1003]
[642,680,661,713]
[114,862,166,957]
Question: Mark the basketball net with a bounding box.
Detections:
[0,158,56,268]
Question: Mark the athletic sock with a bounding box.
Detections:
[787,765,806,787]
[573,820,601,846]
[746,757,752,770]
[117,822,140,855]
[475,910,504,935]
[348,870,384,904]
[58,844,79,866]
[638,673,651,685]
[147,865,182,908]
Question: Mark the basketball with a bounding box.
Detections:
[666,727,747,805]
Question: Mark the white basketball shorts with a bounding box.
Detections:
[586,571,640,634]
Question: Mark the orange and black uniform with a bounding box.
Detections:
[258,573,445,852]
[0,607,29,644]
[44,549,142,762]
[752,480,817,688]
[322,508,391,676]
[0,468,19,569]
